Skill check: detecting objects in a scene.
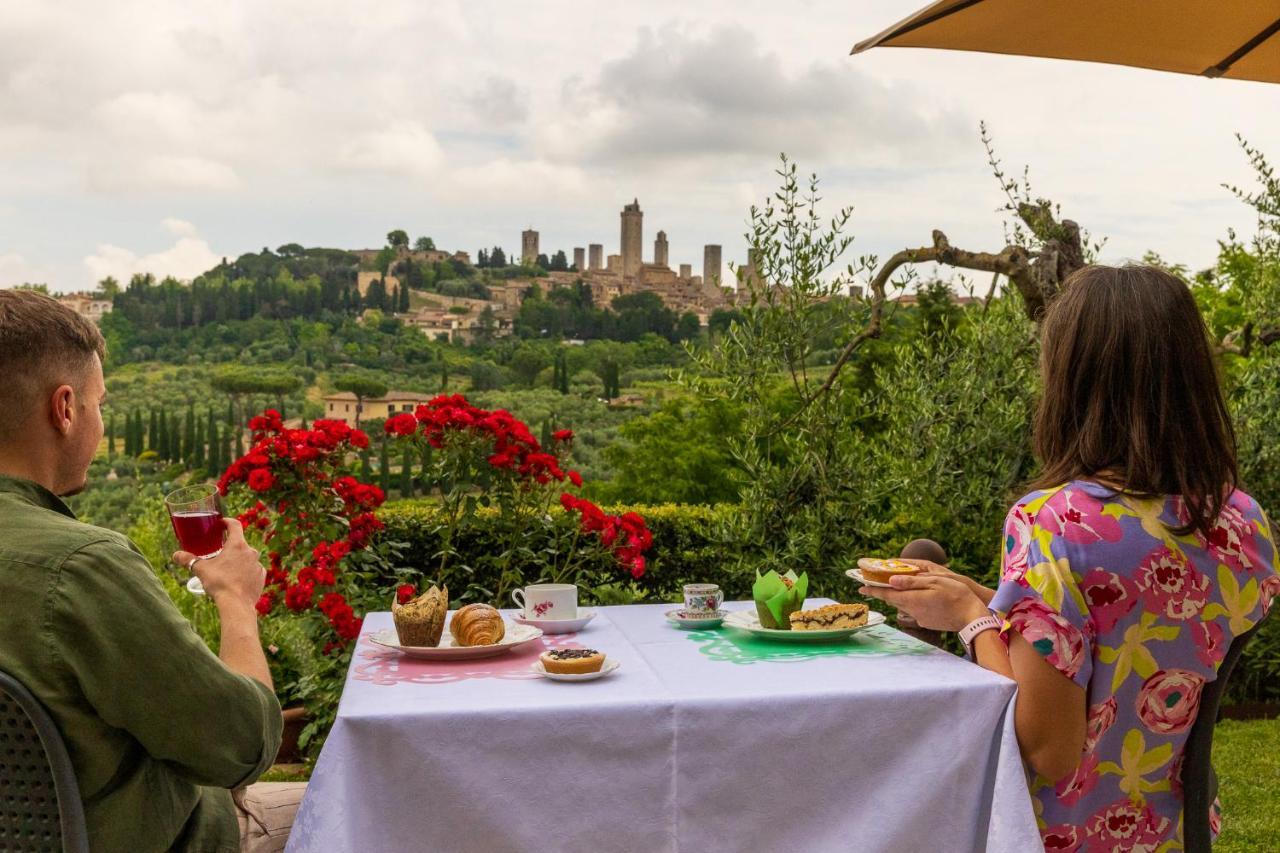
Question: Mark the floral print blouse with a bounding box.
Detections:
[989,481,1278,852]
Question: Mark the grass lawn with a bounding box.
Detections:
[1213,718,1280,852]
[259,719,1279,845]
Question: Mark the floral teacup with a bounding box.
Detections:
[682,584,723,615]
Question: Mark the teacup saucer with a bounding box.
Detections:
[665,608,728,629]
[512,610,596,634]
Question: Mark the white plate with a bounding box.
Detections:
[723,608,885,641]
[369,622,543,660]
[665,608,728,629]
[512,609,596,634]
[531,657,620,682]
[846,569,893,589]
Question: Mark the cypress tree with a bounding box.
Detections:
[400,445,413,497]
[360,449,372,482]
[419,443,432,494]
[148,409,158,451]
[132,410,143,456]
[379,437,391,494]
[184,405,196,463]
[222,422,234,468]
[233,420,244,461]
[107,414,116,461]
[123,412,133,457]
[541,419,553,449]
[194,420,206,470]
[157,410,168,460]
[226,399,236,428]
[208,421,222,473]
[206,408,217,462]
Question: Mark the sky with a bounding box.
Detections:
[2,0,1278,292]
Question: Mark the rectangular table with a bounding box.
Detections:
[286,601,1040,852]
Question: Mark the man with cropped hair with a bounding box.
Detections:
[0,289,302,852]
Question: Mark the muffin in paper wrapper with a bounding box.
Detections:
[392,584,448,647]
[753,570,808,630]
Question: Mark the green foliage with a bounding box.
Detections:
[379,501,797,603]
[869,297,1040,582]
[687,156,881,574]
[333,374,388,402]
[597,398,743,505]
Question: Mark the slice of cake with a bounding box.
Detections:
[789,603,868,631]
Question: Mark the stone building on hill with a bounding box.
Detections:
[56,293,113,323]
[323,391,434,427]
[521,229,539,266]
[620,200,643,280]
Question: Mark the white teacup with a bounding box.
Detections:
[512,583,578,621]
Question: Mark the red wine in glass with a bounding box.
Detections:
[164,484,226,557]
[170,510,226,556]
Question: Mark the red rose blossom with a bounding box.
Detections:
[247,469,276,492]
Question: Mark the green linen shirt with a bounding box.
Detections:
[0,475,282,852]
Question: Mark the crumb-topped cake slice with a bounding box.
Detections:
[789,603,868,630]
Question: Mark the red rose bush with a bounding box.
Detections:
[219,398,652,648]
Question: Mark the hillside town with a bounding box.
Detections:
[350,199,745,343]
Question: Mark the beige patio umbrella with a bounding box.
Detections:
[852,1,1280,83]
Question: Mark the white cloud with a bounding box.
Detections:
[0,252,57,287]
[335,121,445,180]
[538,24,970,169]
[1,0,1277,287]
[83,221,223,285]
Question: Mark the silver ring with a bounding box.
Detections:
[185,555,206,572]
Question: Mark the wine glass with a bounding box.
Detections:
[165,484,226,596]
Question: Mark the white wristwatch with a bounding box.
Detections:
[959,614,1001,656]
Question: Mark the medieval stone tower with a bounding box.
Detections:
[573,247,586,272]
[703,244,722,291]
[654,231,669,268]
[521,229,539,266]
[620,199,643,280]
[588,244,603,271]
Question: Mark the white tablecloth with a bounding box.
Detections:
[286,601,1040,853]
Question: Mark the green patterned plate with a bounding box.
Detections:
[723,609,885,641]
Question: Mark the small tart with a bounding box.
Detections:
[789,602,868,630]
[856,558,923,584]
[540,648,606,675]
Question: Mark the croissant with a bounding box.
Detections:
[449,603,506,646]
[392,584,448,647]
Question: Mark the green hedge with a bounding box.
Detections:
[378,500,869,605]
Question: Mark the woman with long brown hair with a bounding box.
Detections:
[862,265,1278,851]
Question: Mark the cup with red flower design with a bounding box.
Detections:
[682,584,723,616]
[512,583,578,620]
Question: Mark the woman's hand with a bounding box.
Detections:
[896,558,996,606]
[860,573,991,632]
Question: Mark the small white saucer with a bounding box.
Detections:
[512,610,596,634]
[531,657,620,682]
[665,608,728,629]
[845,569,893,589]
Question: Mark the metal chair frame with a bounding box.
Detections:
[0,668,90,853]
[1182,622,1263,853]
